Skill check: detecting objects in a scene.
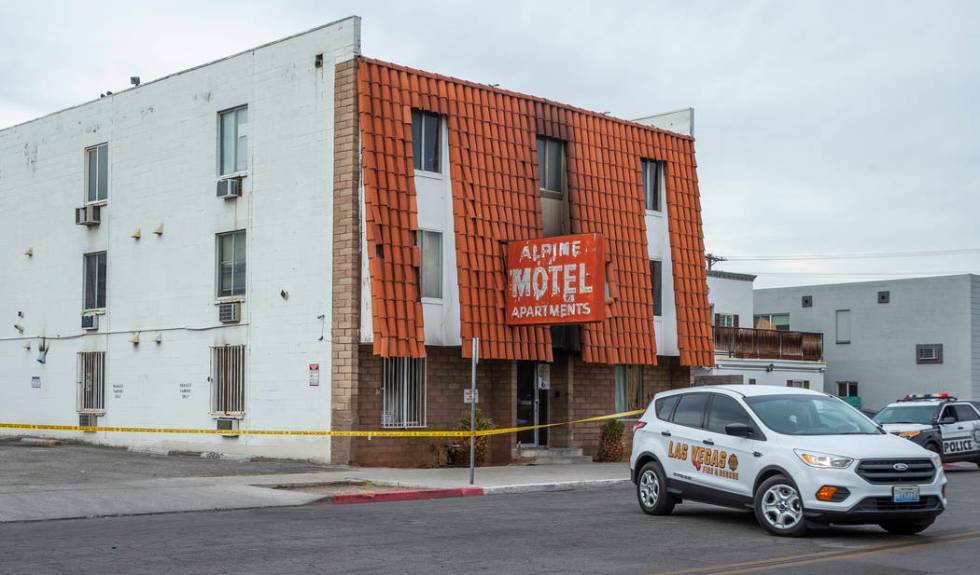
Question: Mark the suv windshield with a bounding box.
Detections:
[745,394,881,436]
[874,404,940,425]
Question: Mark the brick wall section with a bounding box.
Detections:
[330,59,361,464]
[351,345,516,467]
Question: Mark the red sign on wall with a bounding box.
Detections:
[506,234,606,325]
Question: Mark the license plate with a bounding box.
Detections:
[893,486,920,503]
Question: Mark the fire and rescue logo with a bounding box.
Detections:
[667,440,740,480]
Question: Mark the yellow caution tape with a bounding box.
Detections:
[0,409,644,438]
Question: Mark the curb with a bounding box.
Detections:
[483,478,630,495]
[328,487,484,505]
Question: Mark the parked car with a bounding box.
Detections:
[630,385,946,537]
[874,394,980,467]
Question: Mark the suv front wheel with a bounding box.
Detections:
[754,474,808,537]
[636,461,675,516]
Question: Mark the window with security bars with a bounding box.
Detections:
[382,357,426,428]
[77,352,106,412]
[211,345,246,414]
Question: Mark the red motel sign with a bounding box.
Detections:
[505,234,606,325]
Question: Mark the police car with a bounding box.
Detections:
[874,394,980,466]
[630,385,946,537]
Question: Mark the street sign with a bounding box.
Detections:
[463,388,479,404]
[506,233,606,325]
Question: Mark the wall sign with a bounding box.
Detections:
[463,389,479,404]
[31,376,40,389]
[308,363,320,387]
[506,234,606,325]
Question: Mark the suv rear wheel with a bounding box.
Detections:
[754,474,808,537]
[636,461,675,516]
[879,520,934,535]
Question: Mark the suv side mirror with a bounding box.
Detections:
[938,416,957,425]
[725,423,754,438]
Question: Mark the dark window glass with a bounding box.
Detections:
[706,394,754,434]
[217,230,246,297]
[537,136,565,195]
[83,252,107,309]
[411,110,441,172]
[655,395,679,422]
[953,405,979,422]
[650,260,663,316]
[747,395,880,435]
[672,393,708,428]
[874,405,940,425]
[642,159,661,211]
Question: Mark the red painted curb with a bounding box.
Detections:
[330,487,484,505]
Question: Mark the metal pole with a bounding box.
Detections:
[469,337,479,485]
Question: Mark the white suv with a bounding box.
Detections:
[630,385,947,537]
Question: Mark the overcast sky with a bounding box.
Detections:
[2,1,977,288]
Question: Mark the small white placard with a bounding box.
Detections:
[463,389,479,404]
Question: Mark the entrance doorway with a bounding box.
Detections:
[517,361,549,446]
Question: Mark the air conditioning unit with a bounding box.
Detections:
[216,418,239,437]
[81,314,99,331]
[75,204,101,227]
[79,413,98,430]
[216,178,242,200]
[218,301,241,323]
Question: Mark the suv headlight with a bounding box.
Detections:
[794,449,854,469]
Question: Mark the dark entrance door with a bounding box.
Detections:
[517,361,548,446]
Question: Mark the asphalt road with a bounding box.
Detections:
[1,468,977,575]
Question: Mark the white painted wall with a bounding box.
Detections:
[646,203,679,356]
[0,18,360,460]
[706,274,754,327]
[755,275,977,409]
[699,359,825,389]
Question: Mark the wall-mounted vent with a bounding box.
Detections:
[216,418,239,437]
[79,413,98,430]
[801,295,813,308]
[878,291,890,304]
[916,343,943,364]
[81,314,99,331]
[216,178,242,200]
[218,301,241,324]
[75,205,101,227]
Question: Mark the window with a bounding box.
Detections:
[748,378,757,385]
[650,260,663,317]
[641,159,662,211]
[419,230,443,299]
[83,251,107,310]
[746,394,880,436]
[786,380,810,389]
[672,393,708,428]
[716,313,736,327]
[754,313,790,331]
[217,231,246,297]
[837,381,859,397]
[705,394,755,435]
[219,106,248,175]
[411,110,441,172]
[835,309,851,344]
[536,136,565,197]
[655,395,680,421]
[878,291,890,304]
[211,345,245,414]
[953,405,979,422]
[85,143,108,203]
[382,357,426,428]
[916,344,943,364]
[77,352,105,413]
[614,365,644,412]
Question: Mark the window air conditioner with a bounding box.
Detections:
[81,314,99,331]
[216,418,240,437]
[75,205,102,227]
[216,178,242,199]
[218,301,241,324]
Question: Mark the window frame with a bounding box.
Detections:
[218,105,248,177]
[835,309,851,344]
[670,392,710,430]
[83,251,107,311]
[705,393,764,439]
[614,365,645,412]
[381,357,427,428]
[216,230,247,299]
[641,159,663,212]
[536,136,566,199]
[211,345,246,416]
[655,394,680,422]
[754,313,790,331]
[77,351,106,414]
[836,381,859,397]
[786,380,810,389]
[84,143,109,204]
[411,109,442,174]
[915,343,943,364]
[418,229,444,300]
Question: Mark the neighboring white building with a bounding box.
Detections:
[697,270,826,390]
[754,274,980,410]
[0,18,361,460]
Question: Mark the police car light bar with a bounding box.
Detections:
[900,393,958,402]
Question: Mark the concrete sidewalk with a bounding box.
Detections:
[0,441,629,522]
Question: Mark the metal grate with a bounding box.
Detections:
[211,345,246,415]
[856,459,935,484]
[853,495,942,512]
[77,352,106,412]
[382,357,426,428]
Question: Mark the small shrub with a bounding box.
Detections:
[449,408,494,467]
[596,419,625,462]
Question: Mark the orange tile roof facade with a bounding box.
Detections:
[357,57,714,366]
